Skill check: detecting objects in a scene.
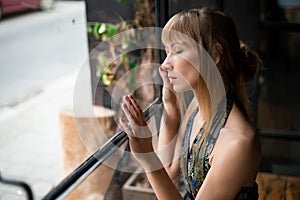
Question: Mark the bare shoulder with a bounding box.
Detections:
[219,125,260,156]
[220,104,260,148]
[211,104,261,176]
[222,119,258,143]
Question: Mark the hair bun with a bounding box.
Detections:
[239,42,262,82]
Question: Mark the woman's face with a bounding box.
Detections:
[162,41,200,92]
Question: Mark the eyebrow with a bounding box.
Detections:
[165,42,185,49]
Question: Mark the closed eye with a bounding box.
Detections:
[168,48,183,54]
[173,50,182,54]
[171,46,183,54]
[165,43,185,55]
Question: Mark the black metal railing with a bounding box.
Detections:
[0,173,33,200]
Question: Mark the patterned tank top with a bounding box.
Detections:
[180,96,258,200]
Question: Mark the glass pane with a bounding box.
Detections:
[258,0,300,132]
[45,0,163,199]
[0,1,88,199]
[260,136,300,176]
[258,0,300,178]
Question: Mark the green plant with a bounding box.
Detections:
[87,21,136,86]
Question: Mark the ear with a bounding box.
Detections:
[214,43,223,64]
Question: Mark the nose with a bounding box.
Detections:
[161,54,173,71]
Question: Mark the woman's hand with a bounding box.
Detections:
[119,95,157,169]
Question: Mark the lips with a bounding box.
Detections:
[168,76,177,80]
[168,76,177,84]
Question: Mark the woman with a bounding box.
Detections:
[119,8,262,200]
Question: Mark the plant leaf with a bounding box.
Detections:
[93,23,101,39]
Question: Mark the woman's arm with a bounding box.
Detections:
[144,157,183,200]
[156,98,180,177]
[155,66,181,179]
[120,94,183,199]
[157,95,198,180]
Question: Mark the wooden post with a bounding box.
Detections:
[59,106,117,200]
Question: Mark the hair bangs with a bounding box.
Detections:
[162,16,190,44]
[162,15,200,50]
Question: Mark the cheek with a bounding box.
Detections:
[186,70,200,88]
[180,61,200,86]
[173,75,190,92]
[173,67,199,92]
[172,52,200,91]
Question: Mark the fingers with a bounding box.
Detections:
[128,95,145,121]
[121,101,136,130]
[123,96,137,119]
[120,96,155,140]
[159,66,170,85]
[122,95,147,126]
[159,66,175,93]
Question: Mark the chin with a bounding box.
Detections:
[173,84,191,93]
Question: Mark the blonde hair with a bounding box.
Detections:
[162,8,262,143]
